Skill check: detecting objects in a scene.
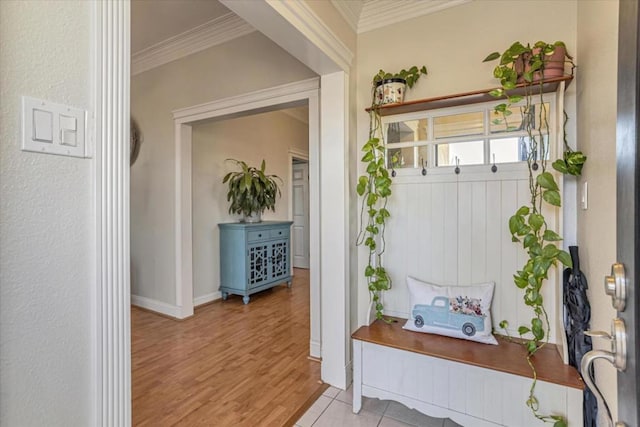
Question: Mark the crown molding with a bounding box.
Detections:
[266,0,354,72]
[172,77,319,123]
[330,0,362,33]
[132,13,255,76]
[358,0,472,34]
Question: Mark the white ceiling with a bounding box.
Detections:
[131,0,232,53]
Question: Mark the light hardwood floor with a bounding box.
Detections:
[132,268,323,426]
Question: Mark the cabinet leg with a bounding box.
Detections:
[287,281,292,288]
[221,292,228,301]
[242,296,250,304]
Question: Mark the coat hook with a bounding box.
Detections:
[532,152,539,170]
[491,154,498,173]
[421,158,427,176]
[454,157,460,175]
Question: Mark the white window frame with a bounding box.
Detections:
[381,93,558,177]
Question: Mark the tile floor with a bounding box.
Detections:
[295,385,463,427]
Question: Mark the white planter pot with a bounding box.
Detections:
[242,211,262,223]
[375,78,406,105]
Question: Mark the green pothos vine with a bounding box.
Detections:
[357,66,427,321]
[356,106,393,321]
[485,41,585,427]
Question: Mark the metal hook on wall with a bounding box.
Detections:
[491,154,498,173]
[454,157,460,175]
[421,158,427,176]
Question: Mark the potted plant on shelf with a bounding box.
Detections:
[357,65,427,322]
[484,41,584,427]
[373,65,428,105]
[223,159,282,223]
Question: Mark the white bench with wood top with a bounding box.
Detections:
[352,317,584,427]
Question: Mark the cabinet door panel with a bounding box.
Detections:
[270,240,289,280]
[248,243,269,287]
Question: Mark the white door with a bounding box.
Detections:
[292,162,310,269]
[616,2,639,425]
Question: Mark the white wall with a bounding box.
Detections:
[355,0,579,326]
[131,32,316,306]
[577,0,620,420]
[191,110,308,300]
[0,1,94,425]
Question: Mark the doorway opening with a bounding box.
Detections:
[170,78,321,359]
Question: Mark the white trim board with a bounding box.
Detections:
[171,78,322,361]
[194,292,222,307]
[93,1,131,424]
[131,295,182,318]
[173,78,318,122]
[265,0,353,72]
[132,13,255,76]
[220,0,351,74]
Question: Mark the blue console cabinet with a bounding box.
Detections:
[218,221,293,304]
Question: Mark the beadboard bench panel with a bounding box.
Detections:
[352,320,583,426]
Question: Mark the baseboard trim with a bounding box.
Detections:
[131,295,181,318]
[310,339,321,359]
[194,291,222,307]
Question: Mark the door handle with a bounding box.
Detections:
[581,318,627,427]
[605,263,626,311]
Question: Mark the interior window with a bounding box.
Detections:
[436,140,484,166]
[382,98,554,170]
[386,119,428,144]
[434,111,483,139]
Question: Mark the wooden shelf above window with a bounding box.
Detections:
[366,75,573,117]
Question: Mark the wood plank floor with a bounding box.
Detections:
[132,268,322,426]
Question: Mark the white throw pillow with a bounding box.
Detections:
[403,276,498,345]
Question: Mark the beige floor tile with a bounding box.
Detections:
[295,395,333,427]
[335,385,353,405]
[378,416,415,426]
[384,401,445,427]
[322,386,341,399]
[312,399,382,427]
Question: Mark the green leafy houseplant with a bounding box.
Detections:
[223,159,282,222]
[483,41,585,176]
[484,41,584,427]
[357,66,427,321]
[372,66,428,105]
[372,66,428,89]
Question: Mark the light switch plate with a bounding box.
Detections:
[22,96,87,158]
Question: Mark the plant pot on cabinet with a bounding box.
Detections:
[515,45,568,83]
[242,211,262,223]
[375,78,406,105]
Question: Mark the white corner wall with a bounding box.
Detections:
[131,32,316,307]
[191,110,308,301]
[577,0,620,420]
[355,0,579,327]
[0,1,94,425]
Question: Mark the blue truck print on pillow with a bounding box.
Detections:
[412,295,486,337]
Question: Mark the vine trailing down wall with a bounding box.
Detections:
[484,40,585,427]
[357,66,427,321]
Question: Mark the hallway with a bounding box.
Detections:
[132,269,322,426]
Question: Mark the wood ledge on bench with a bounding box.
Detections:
[352,317,584,390]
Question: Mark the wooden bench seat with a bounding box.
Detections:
[352,317,584,427]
